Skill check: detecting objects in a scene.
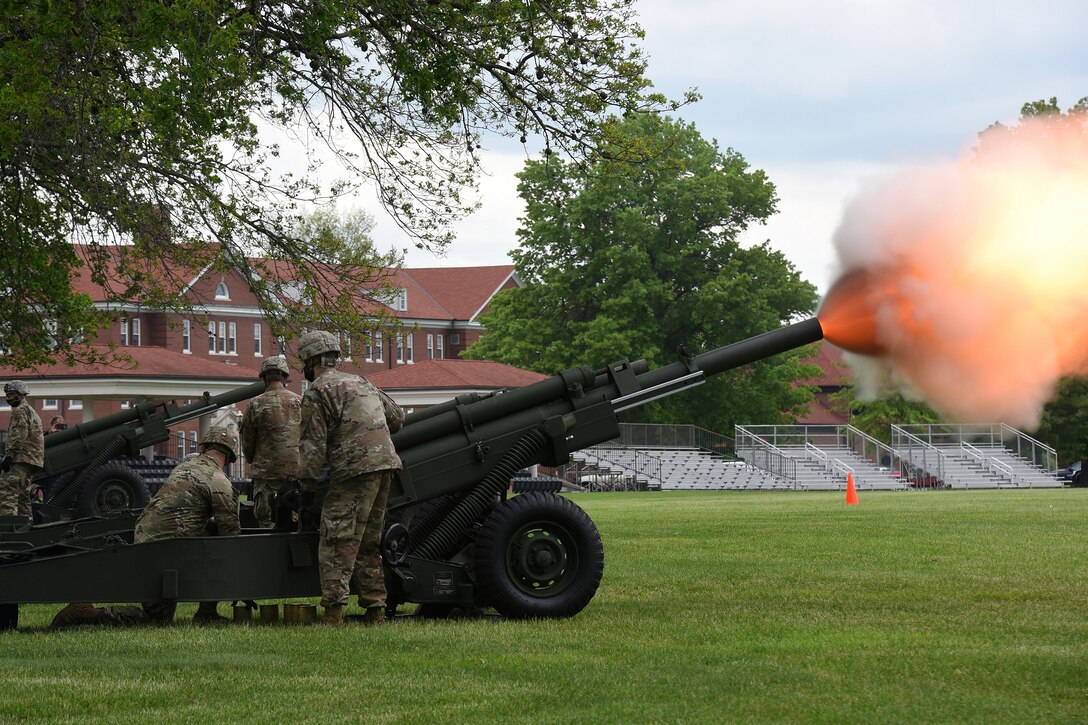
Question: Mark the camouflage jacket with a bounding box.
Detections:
[133,453,240,543]
[5,400,44,469]
[239,385,302,480]
[299,368,404,485]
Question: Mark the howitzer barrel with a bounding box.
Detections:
[388,317,825,508]
[393,318,824,455]
[41,381,265,478]
[618,317,825,404]
[44,382,265,450]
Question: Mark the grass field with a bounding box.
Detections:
[2,489,1086,723]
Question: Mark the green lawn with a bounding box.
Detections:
[2,490,1086,723]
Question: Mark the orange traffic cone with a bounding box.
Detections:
[845,472,859,505]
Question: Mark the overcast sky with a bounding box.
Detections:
[379,0,1087,294]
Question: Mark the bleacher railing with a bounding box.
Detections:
[615,423,735,458]
[891,425,947,487]
[734,426,798,481]
[895,423,1057,473]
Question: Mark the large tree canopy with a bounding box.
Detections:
[1,0,688,368]
[467,113,820,434]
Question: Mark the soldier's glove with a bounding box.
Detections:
[0,457,11,473]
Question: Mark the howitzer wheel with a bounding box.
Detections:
[76,462,151,517]
[474,492,603,619]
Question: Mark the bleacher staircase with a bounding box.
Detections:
[560,423,1061,491]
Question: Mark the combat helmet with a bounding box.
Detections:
[3,380,29,396]
[200,426,239,463]
[259,356,290,379]
[297,330,340,361]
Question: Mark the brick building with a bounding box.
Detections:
[0,249,532,461]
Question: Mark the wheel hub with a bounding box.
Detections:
[508,527,571,592]
[98,482,132,512]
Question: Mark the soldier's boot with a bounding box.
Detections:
[192,601,229,625]
[51,602,103,628]
[319,604,345,626]
[361,606,385,626]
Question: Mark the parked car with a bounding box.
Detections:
[1056,460,1081,484]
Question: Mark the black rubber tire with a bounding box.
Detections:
[76,462,151,517]
[474,492,603,619]
[0,603,17,631]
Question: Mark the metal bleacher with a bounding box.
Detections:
[554,422,1062,492]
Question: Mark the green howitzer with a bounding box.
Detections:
[0,318,824,629]
[32,382,266,521]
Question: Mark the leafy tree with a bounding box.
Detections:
[467,114,820,434]
[0,0,688,368]
[1035,377,1088,466]
[829,388,941,445]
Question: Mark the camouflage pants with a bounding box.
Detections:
[252,477,294,528]
[0,462,34,520]
[317,470,392,609]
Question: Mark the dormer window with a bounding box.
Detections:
[384,288,407,312]
[215,280,230,300]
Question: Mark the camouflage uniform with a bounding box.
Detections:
[0,398,44,519]
[240,386,302,527]
[135,453,240,542]
[133,452,240,622]
[299,368,404,609]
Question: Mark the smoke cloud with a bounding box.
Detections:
[827,115,1088,428]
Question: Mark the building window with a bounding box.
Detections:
[215,281,230,300]
[189,430,197,451]
[301,380,309,395]
[228,322,237,354]
[121,400,131,409]
[396,336,404,364]
[341,332,352,361]
[364,331,373,362]
[218,322,227,354]
[208,323,216,353]
[254,324,262,356]
[68,399,82,410]
[42,399,59,410]
[182,319,191,354]
[436,334,444,360]
[119,318,128,346]
[406,333,414,364]
[427,334,434,360]
[131,318,141,346]
[277,335,286,356]
[387,288,407,311]
[374,332,383,362]
[177,433,186,459]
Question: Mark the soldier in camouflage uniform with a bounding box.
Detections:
[1,380,45,524]
[52,428,242,628]
[297,330,404,626]
[133,426,242,624]
[240,356,302,528]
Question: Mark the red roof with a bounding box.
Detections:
[367,359,548,391]
[68,245,516,324]
[400,266,517,321]
[0,346,256,382]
